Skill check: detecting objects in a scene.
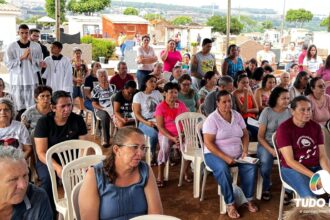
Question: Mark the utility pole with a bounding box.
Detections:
[226,0,231,50]
[55,0,60,41]
[280,0,286,41]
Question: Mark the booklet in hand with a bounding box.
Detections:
[235,156,259,164]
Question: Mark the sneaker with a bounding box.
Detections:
[262,191,272,201]
[284,191,294,205]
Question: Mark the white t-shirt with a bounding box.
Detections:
[133,90,163,119]
[303,56,323,73]
[0,120,31,149]
[137,46,156,71]
[257,50,276,64]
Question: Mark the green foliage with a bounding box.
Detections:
[320,16,330,32]
[261,20,273,29]
[206,15,243,34]
[81,36,116,61]
[171,16,192,25]
[67,0,110,15]
[144,13,164,21]
[285,9,313,28]
[123,7,139,15]
[19,15,42,24]
[45,0,66,22]
[191,42,199,47]
[0,0,6,4]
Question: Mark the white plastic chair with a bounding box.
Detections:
[71,181,83,220]
[272,133,299,220]
[130,214,181,220]
[175,112,206,198]
[46,140,103,220]
[63,155,105,220]
[196,121,239,214]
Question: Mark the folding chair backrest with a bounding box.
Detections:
[63,155,105,220]
[196,120,212,172]
[175,112,206,153]
[71,181,83,220]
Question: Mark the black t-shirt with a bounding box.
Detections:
[85,75,98,92]
[114,90,133,117]
[34,112,87,149]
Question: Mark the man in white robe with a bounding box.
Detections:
[42,41,73,94]
[5,24,43,115]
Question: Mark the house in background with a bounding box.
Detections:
[102,14,149,42]
[67,16,102,38]
[0,3,20,50]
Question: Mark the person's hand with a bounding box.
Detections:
[270,149,276,157]
[21,48,30,60]
[157,78,166,84]
[39,61,47,68]
[226,156,236,165]
[147,121,155,127]
[243,87,249,94]
[241,151,248,159]
[55,167,63,179]
[76,78,83,83]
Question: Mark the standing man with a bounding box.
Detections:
[109,61,134,91]
[5,24,43,119]
[42,41,73,94]
[190,38,218,90]
[118,32,126,58]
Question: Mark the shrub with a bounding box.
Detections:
[191,42,199,47]
[81,36,116,61]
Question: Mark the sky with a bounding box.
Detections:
[124,0,330,15]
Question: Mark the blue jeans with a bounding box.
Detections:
[204,153,257,204]
[84,99,94,112]
[138,122,158,155]
[136,70,152,90]
[281,166,321,198]
[257,144,275,192]
[120,43,126,57]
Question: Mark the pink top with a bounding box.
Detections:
[160,50,182,72]
[203,110,246,158]
[298,50,307,72]
[276,117,323,168]
[154,100,188,137]
[308,94,330,126]
[317,67,330,95]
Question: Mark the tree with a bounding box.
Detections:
[45,0,66,22]
[144,13,164,21]
[206,15,243,34]
[123,7,139,15]
[261,20,273,29]
[171,16,192,25]
[67,0,111,15]
[320,16,330,32]
[0,0,6,4]
[285,9,313,28]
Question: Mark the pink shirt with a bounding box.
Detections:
[202,110,246,158]
[276,117,323,168]
[308,94,330,126]
[154,100,188,137]
[317,67,330,95]
[298,50,307,72]
[160,50,182,72]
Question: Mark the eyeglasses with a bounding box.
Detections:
[118,144,149,153]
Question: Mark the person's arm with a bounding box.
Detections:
[254,89,262,111]
[204,133,235,165]
[234,90,248,113]
[241,128,249,158]
[92,100,104,111]
[279,146,314,178]
[190,55,198,78]
[221,60,228,76]
[160,49,169,62]
[247,90,259,114]
[144,166,163,214]
[22,144,32,160]
[113,101,126,123]
[79,168,99,220]
[34,137,63,178]
[155,115,177,143]
[258,124,276,157]
[133,103,155,127]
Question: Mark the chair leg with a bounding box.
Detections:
[164,160,170,181]
[145,136,151,166]
[278,186,285,220]
[200,168,209,201]
[256,168,263,200]
[193,159,202,198]
[219,185,227,214]
[178,157,185,187]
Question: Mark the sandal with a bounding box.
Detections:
[156,180,164,188]
[227,205,240,219]
[262,191,272,201]
[244,201,259,213]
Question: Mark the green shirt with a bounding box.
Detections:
[178,91,199,112]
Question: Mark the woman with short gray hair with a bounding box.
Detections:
[0,98,32,159]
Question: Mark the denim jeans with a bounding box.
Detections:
[138,122,158,155]
[136,70,152,90]
[84,99,94,112]
[204,153,257,204]
[95,110,110,144]
[257,143,275,192]
[281,166,321,198]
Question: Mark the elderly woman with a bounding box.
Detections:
[222,44,244,78]
[257,87,291,200]
[278,72,291,89]
[84,62,101,111]
[203,90,258,219]
[155,82,188,187]
[160,39,182,72]
[21,85,52,135]
[289,71,309,101]
[150,62,166,90]
[0,98,31,159]
[113,80,137,128]
[306,77,330,126]
[254,74,277,112]
[34,90,87,212]
[136,35,158,90]
[0,78,14,101]
[79,127,163,219]
[276,96,330,198]
[178,74,199,112]
[133,75,163,165]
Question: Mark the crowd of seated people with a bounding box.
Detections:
[2,23,330,220]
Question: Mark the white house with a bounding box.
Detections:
[0,3,20,50]
[67,16,102,38]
